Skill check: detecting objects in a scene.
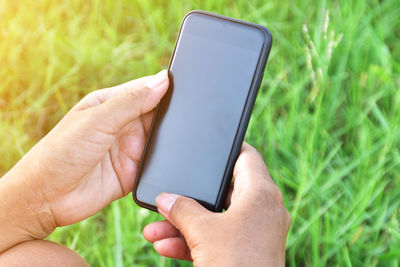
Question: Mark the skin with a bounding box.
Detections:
[144,143,291,266]
[0,70,290,266]
[0,70,169,263]
[0,240,89,267]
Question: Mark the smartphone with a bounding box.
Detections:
[133,10,272,212]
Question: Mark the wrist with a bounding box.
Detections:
[0,163,55,252]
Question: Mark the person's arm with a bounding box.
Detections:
[0,169,54,252]
[0,70,169,253]
[143,143,291,266]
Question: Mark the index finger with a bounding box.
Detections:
[226,142,277,211]
[233,142,274,185]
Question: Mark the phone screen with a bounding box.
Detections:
[136,12,266,209]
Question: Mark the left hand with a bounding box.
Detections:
[2,70,168,238]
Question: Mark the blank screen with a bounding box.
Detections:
[136,12,265,208]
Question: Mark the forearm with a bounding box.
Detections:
[0,164,55,253]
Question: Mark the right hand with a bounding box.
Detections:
[143,143,291,267]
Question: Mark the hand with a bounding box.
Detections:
[143,143,291,267]
[0,70,168,248]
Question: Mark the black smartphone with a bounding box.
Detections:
[133,10,272,212]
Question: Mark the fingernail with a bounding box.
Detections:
[144,70,168,89]
[153,241,159,250]
[156,193,179,215]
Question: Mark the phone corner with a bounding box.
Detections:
[258,26,273,48]
[265,28,273,48]
[182,10,205,22]
[132,190,159,213]
[131,189,141,206]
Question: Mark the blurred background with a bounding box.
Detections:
[1,0,399,266]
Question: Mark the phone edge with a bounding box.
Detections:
[132,10,273,213]
[214,25,273,212]
[131,10,193,213]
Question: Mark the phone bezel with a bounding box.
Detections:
[132,10,272,212]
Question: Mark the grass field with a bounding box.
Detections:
[1,0,400,266]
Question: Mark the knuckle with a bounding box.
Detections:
[127,86,146,101]
[169,197,210,237]
[84,90,96,99]
[87,90,105,103]
[174,197,191,210]
[253,180,270,199]
[127,89,139,98]
[127,89,141,101]
[127,88,145,110]
[260,182,283,204]
[254,182,286,208]
[170,197,194,219]
[74,90,105,111]
[250,180,290,228]
[84,91,95,100]
[87,90,99,98]
[270,185,284,205]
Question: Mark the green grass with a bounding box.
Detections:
[1,0,400,266]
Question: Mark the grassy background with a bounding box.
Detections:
[1,0,400,266]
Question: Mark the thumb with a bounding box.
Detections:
[93,70,169,132]
[156,193,210,237]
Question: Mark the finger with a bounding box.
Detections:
[73,74,160,111]
[233,142,273,185]
[228,142,274,206]
[92,70,169,132]
[153,237,192,261]
[228,142,284,213]
[141,109,155,136]
[143,220,181,243]
[155,193,210,238]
